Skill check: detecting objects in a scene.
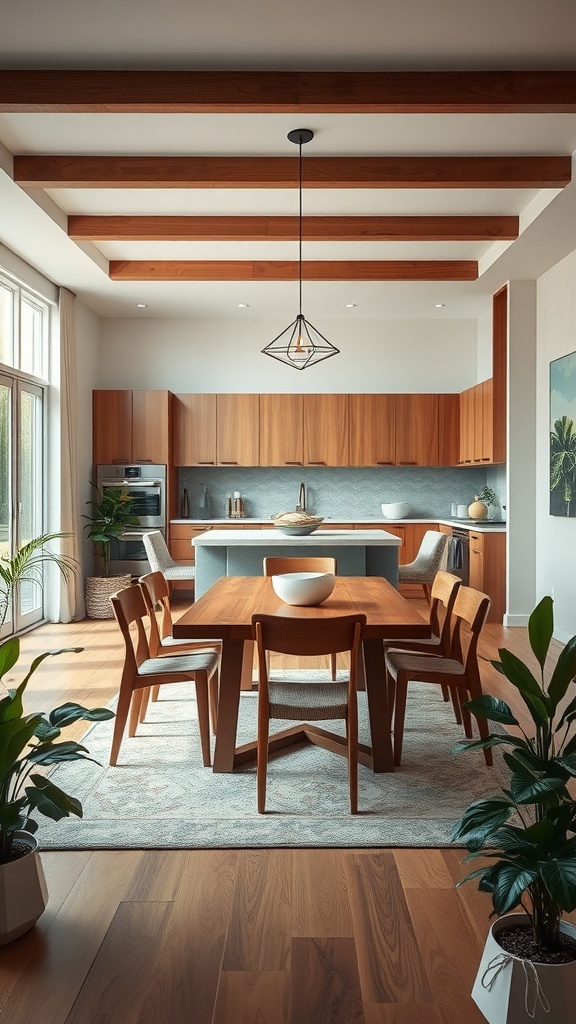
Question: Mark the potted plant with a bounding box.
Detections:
[0,634,114,944]
[83,484,138,619]
[452,595,576,1023]
[477,485,502,520]
[0,532,78,630]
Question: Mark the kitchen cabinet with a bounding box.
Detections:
[459,379,498,466]
[394,394,439,467]
[93,390,172,465]
[469,530,506,623]
[349,394,395,466]
[260,394,349,467]
[173,394,259,466]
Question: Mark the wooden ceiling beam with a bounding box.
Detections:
[69,214,519,241]
[2,70,576,113]
[109,260,478,281]
[16,155,570,189]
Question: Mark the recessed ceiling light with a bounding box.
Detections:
[238,303,249,308]
[434,303,445,308]
[344,303,357,308]
[136,303,147,309]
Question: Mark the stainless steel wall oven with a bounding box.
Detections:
[95,464,166,577]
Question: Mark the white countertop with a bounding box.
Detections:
[193,528,402,547]
[172,517,506,534]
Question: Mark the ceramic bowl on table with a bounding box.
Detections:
[381,502,412,519]
[271,571,335,606]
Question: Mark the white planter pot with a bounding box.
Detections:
[472,912,576,1024]
[85,574,132,619]
[0,831,48,945]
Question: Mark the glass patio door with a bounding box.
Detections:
[0,373,45,636]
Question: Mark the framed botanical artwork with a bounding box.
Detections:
[550,350,576,517]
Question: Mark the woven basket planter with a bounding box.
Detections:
[85,574,132,619]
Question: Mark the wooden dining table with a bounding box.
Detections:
[173,575,430,774]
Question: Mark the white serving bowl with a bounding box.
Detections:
[271,571,335,607]
[381,502,412,519]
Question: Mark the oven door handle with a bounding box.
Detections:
[99,480,162,487]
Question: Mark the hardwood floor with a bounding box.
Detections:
[0,602,566,1023]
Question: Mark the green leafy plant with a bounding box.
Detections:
[83,485,138,577]
[453,596,576,952]
[0,635,114,864]
[0,533,78,628]
[477,485,500,508]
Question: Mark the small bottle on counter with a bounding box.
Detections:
[180,488,190,518]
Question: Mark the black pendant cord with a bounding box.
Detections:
[298,136,303,318]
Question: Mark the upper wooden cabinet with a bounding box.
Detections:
[349,394,395,466]
[93,390,172,465]
[260,394,303,465]
[394,394,439,467]
[458,378,502,466]
[303,395,349,466]
[260,394,349,467]
[173,394,259,466]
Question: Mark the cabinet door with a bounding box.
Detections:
[349,394,395,466]
[480,378,494,463]
[303,395,349,466]
[458,386,475,466]
[93,390,133,464]
[217,394,260,466]
[132,391,171,465]
[259,394,303,466]
[395,395,439,466]
[468,533,484,591]
[173,394,217,466]
[438,394,460,467]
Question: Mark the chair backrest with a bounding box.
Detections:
[252,612,365,658]
[429,571,462,654]
[449,585,491,683]
[143,531,176,573]
[139,570,172,657]
[415,530,448,567]
[263,555,337,577]
[110,583,152,671]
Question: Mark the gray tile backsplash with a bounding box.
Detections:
[177,466,502,520]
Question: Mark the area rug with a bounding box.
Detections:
[37,672,507,850]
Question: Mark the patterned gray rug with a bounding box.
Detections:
[38,672,507,850]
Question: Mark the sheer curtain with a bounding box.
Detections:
[54,287,85,620]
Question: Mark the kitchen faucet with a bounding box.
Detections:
[296,481,306,513]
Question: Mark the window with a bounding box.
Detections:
[0,272,51,635]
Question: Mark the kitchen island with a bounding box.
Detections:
[193,528,401,598]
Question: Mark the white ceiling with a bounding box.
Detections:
[2,0,576,321]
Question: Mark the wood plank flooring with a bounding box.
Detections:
[0,603,566,1023]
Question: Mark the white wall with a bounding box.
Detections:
[477,307,493,381]
[537,248,576,642]
[98,317,478,393]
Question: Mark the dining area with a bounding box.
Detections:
[105,548,495,822]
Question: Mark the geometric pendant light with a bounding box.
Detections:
[261,129,340,370]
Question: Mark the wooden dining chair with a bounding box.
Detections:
[109,583,219,767]
[383,570,463,723]
[384,586,492,767]
[252,612,365,814]
[263,556,338,679]
[139,570,220,729]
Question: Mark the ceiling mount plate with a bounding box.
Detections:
[287,128,314,146]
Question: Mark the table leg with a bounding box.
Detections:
[212,638,245,773]
[363,638,394,772]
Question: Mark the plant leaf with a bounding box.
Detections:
[0,637,20,680]
[461,695,519,726]
[527,596,554,670]
[541,859,576,912]
[548,635,576,714]
[49,703,114,727]
[492,865,539,915]
[25,775,83,821]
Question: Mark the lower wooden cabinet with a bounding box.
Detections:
[469,530,506,623]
